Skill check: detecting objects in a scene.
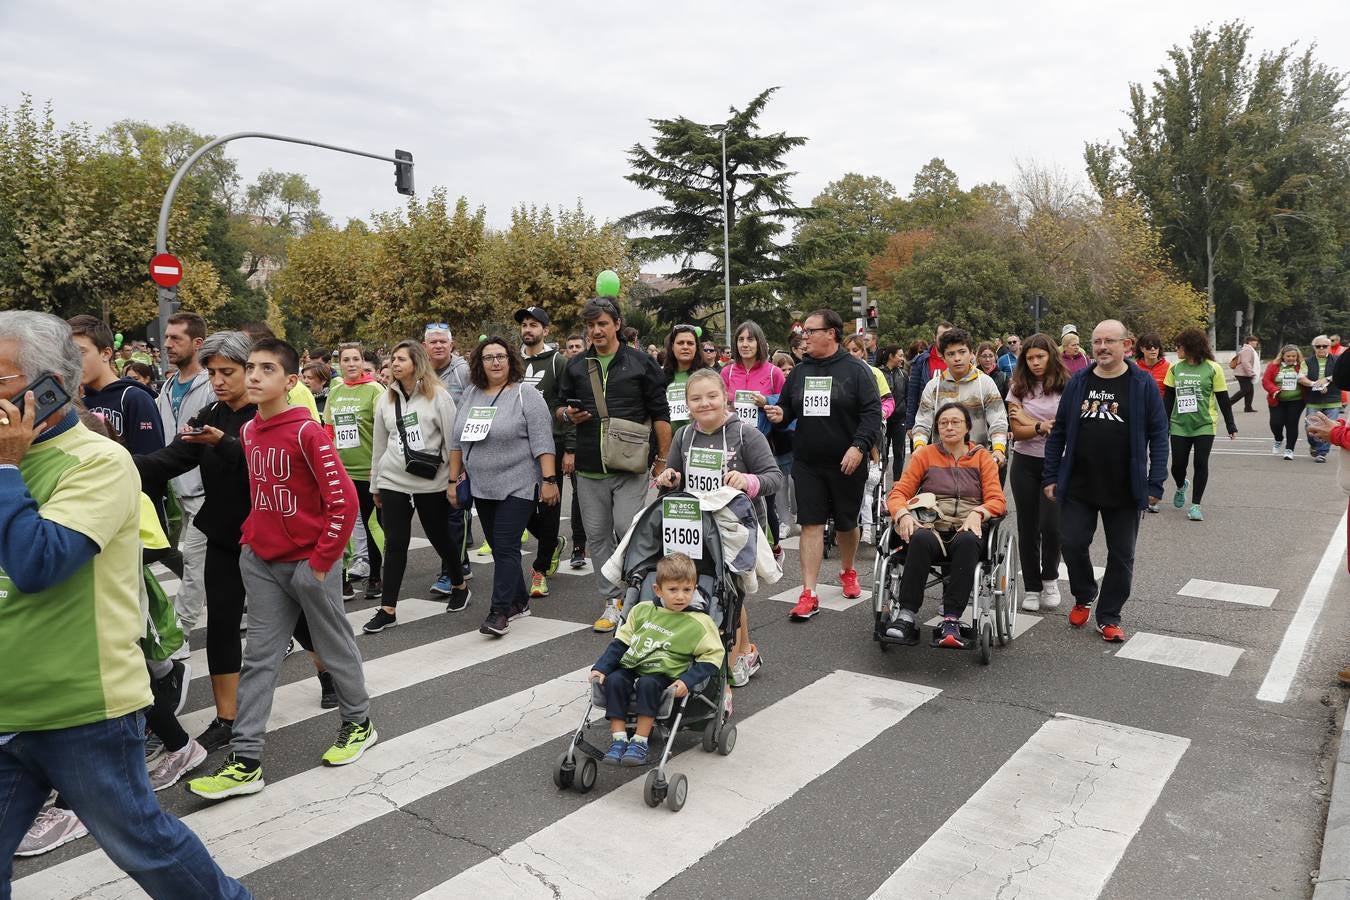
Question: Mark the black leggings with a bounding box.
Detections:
[353,480,382,581]
[380,489,456,607]
[1270,400,1306,450]
[1009,452,1060,592]
[1170,434,1215,503]
[204,543,246,676]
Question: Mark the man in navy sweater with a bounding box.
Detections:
[1042,319,1168,643]
[68,315,164,457]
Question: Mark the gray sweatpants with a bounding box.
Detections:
[232,546,371,760]
[574,471,649,601]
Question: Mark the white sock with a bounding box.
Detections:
[631,734,648,745]
[612,731,626,743]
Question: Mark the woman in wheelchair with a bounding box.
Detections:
[882,402,1006,648]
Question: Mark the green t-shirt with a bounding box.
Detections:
[667,370,691,430]
[0,422,152,731]
[324,380,384,481]
[580,352,621,480]
[614,601,725,680]
[1164,359,1227,437]
[1275,363,1306,402]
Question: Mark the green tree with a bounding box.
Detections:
[621,88,806,338]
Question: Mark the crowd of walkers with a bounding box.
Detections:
[3,292,1348,897]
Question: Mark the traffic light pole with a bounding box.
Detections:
[154,131,414,344]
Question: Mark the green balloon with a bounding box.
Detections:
[595,270,621,298]
[114,332,124,349]
[692,326,703,339]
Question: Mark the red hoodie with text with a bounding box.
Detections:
[239,405,357,573]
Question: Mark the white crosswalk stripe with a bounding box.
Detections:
[1115,632,1244,676]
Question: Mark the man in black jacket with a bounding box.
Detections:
[518,306,571,597]
[557,298,671,633]
[766,308,882,620]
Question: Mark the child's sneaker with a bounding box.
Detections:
[620,740,649,767]
[603,737,628,765]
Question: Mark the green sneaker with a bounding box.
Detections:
[475,541,492,557]
[185,754,264,800]
[529,570,549,598]
[322,718,378,767]
[1187,503,1204,521]
[546,536,568,577]
[1173,479,1189,508]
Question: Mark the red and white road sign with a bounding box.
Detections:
[149,253,183,288]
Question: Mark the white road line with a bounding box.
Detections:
[15,670,594,899]
[553,559,594,576]
[420,670,940,899]
[185,598,447,683]
[869,714,1189,899]
[765,582,869,611]
[1177,578,1278,608]
[179,616,586,737]
[1115,632,1244,677]
[1258,510,1348,703]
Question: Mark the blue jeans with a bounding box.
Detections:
[475,494,536,615]
[1308,406,1343,457]
[0,712,250,899]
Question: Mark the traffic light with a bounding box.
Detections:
[867,304,879,330]
[394,150,415,196]
[851,285,867,317]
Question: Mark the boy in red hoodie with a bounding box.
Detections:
[187,339,373,801]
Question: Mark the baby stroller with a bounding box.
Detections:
[552,491,741,811]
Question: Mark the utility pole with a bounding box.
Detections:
[153,132,414,342]
[718,124,732,345]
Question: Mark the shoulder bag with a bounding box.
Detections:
[393,390,443,480]
[589,356,652,474]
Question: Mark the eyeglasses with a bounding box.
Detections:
[480,353,509,363]
[1315,344,1330,349]
[800,326,830,336]
[1090,338,1123,347]
[424,323,450,335]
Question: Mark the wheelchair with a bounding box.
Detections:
[870,513,1020,665]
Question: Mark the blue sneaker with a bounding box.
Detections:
[603,738,628,765]
[620,740,650,767]
[1173,479,1189,508]
[429,575,453,596]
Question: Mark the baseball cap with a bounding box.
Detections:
[1060,324,1078,338]
[513,306,551,326]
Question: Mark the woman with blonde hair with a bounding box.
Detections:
[1262,343,1312,460]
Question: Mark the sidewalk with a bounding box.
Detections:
[1315,696,1350,899]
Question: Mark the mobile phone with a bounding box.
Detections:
[12,373,72,423]
[565,398,585,410]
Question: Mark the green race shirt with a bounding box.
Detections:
[1276,363,1306,402]
[0,422,151,731]
[614,600,724,680]
[1164,359,1227,437]
[324,380,384,481]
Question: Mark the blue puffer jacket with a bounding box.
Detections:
[1041,361,1169,510]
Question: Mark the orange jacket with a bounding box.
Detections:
[886,442,1007,521]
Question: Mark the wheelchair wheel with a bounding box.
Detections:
[667,773,689,811]
[718,724,737,756]
[997,532,1019,645]
[643,770,664,808]
[575,757,598,794]
[978,621,993,665]
[552,751,575,790]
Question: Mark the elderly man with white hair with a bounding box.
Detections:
[0,311,246,898]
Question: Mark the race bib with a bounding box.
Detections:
[685,447,725,494]
[1280,372,1299,391]
[400,412,425,451]
[667,384,688,422]
[460,407,497,443]
[334,412,359,449]
[1176,391,1199,414]
[803,376,832,417]
[734,390,760,426]
[662,496,703,560]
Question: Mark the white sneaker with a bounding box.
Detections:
[348,559,370,579]
[15,807,87,857]
[1040,582,1061,609]
[1283,449,1294,460]
[170,636,191,661]
[1272,441,1283,455]
[149,739,209,791]
[1021,590,1041,612]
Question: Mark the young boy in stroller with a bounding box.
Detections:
[589,553,726,766]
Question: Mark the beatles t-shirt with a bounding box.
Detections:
[1068,370,1134,508]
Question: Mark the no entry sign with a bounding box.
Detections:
[149,253,183,288]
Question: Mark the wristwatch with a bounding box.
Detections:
[543,475,560,485]
[1034,422,1043,435]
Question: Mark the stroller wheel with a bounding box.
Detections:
[701,724,719,753]
[717,724,737,756]
[552,752,575,790]
[576,757,598,794]
[643,770,664,808]
[666,773,689,811]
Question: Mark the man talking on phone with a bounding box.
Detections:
[0,311,246,897]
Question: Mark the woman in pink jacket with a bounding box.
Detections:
[722,321,786,554]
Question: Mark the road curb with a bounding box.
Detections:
[1315,696,1350,899]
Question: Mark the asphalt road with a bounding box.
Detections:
[13,414,1350,899]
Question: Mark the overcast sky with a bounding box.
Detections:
[3,1,1347,245]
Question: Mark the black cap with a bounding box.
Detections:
[513,306,550,326]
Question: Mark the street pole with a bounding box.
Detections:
[154,132,413,343]
[719,125,732,346]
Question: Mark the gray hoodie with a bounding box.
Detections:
[154,369,214,498]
